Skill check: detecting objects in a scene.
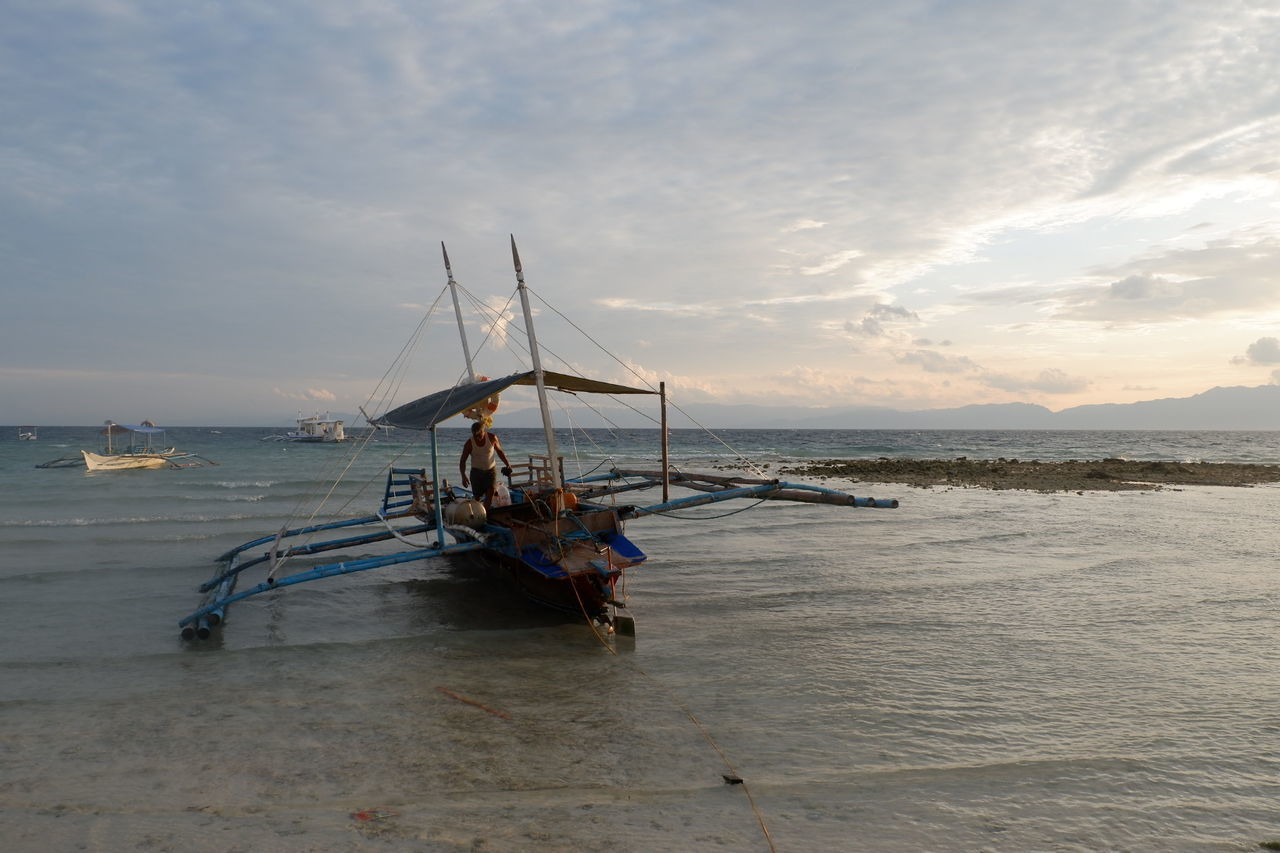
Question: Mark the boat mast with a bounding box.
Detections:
[443,242,477,382]
[511,235,562,490]
[660,382,669,503]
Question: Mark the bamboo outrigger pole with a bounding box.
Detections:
[511,235,562,490]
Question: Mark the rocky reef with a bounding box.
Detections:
[776,457,1280,492]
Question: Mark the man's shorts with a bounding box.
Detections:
[470,466,497,500]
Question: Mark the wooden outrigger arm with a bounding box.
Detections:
[179,539,486,635]
[570,469,900,514]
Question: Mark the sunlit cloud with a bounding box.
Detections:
[800,249,864,276]
[273,387,337,402]
[783,219,826,233]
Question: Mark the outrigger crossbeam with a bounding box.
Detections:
[570,469,900,515]
[180,539,485,636]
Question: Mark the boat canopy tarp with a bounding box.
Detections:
[101,424,165,435]
[372,370,656,431]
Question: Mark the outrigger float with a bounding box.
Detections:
[180,239,897,641]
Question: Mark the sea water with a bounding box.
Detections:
[1,427,1278,852]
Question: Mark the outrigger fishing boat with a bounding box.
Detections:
[81,421,215,471]
[179,239,897,641]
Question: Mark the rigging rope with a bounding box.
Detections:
[652,496,773,520]
[620,652,778,852]
[554,526,776,852]
[269,285,452,574]
[528,287,768,478]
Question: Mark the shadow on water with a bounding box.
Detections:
[396,553,585,633]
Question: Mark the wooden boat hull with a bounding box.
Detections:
[506,548,616,619]
[453,507,646,622]
[82,450,174,471]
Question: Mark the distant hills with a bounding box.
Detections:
[478,383,1280,431]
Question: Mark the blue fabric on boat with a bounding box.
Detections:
[601,532,646,564]
[520,546,567,579]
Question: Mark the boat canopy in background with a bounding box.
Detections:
[101,424,166,435]
[371,370,657,431]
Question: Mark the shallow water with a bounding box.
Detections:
[2,428,1279,851]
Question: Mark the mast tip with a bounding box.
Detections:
[510,235,522,271]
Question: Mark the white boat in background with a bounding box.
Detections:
[80,421,214,471]
[262,413,348,443]
[17,426,37,440]
[83,449,175,470]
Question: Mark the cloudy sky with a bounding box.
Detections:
[4,0,1279,426]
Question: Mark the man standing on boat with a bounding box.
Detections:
[459,421,512,509]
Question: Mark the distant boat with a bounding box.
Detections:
[35,456,84,469]
[80,420,215,471]
[17,426,36,440]
[262,413,348,443]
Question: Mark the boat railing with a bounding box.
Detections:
[509,455,565,488]
[382,466,427,515]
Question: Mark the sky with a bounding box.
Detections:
[3,0,1280,426]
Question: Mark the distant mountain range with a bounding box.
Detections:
[295,383,1279,431]
[469,383,1280,431]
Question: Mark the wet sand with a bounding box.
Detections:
[776,457,1280,492]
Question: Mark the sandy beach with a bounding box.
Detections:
[777,457,1280,491]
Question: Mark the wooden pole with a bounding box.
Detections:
[660,382,669,503]
[443,242,477,382]
[512,236,561,490]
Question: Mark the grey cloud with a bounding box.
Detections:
[896,349,981,374]
[1109,273,1179,300]
[982,368,1090,394]
[845,303,919,337]
[1245,337,1280,365]
[1057,234,1280,324]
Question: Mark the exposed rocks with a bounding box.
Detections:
[776,457,1280,492]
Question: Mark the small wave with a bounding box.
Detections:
[1198,596,1271,606]
[0,513,260,527]
[210,480,278,489]
[175,494,267,503]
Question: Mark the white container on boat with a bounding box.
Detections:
[446,499,487,528]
